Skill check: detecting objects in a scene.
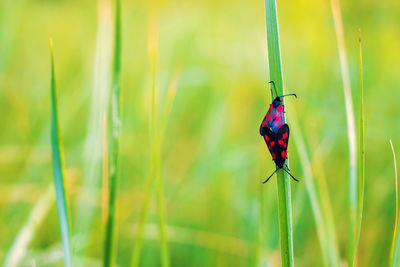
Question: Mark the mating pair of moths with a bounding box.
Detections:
[259,81,298,183]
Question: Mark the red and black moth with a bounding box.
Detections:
[259,81,299,183]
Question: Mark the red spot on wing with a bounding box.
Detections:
[282,133,288,139]
[277,105,283,113]
[270,141,275,146]
[273,114,278,121]
[269,105,273,111]
[262,121,267,127]
[266,114,271,121]
[272,153,276,159]
[278,140,284,145]
[284,144,287,148]
[281,151,287,158]
[265,136,269,141]
[278,123,283,128]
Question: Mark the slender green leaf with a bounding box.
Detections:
[49,39,72,267]
[154,71,180,267]
[289,114,340,266]
[330,0,357,265]
[73,1,112,253]
[102,115,109,226]
[130,70,179,267]
[390,140,400,266]
[355,29,365,263]
[130,6,159,265]
[4,185,54,267]
[103,0,122,265]
[264,0,294,265]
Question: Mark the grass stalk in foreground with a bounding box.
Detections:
[330,0,357,265]
[103,0,121,266]
[49,39,73,267]
[390,140,400,265]
[355,29,365,263]
[264,0,294,265]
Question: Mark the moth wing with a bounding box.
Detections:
[259,117,268,136]
[260,125,276,158]
[274,124,290,168]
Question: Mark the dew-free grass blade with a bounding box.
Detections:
[102,115,109,226]
[130,69,179,267]
[154,70,180,267]
[74,0,112,253]
[330,0,357,265]
[49,39,73,267]
[355,29,365,261]
[130,1,164,265]
[264,0,294,265]
[390,140,400,266]
[289,114,340,266]
[103,0,122,266]
[3,185,54,267]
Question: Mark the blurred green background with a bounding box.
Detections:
[1,0,400,266]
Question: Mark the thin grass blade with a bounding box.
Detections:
[390,140,400,265]
[103,0,122,265]
[264,0,294,265]
[49,39,73,267]
[102,115,109,226]
[73,0,112,253]
[330,0,357,265]
[153,71,180,267]
[3,185,54,267]
[289,114,340,266]
[355,29,365,261]
[130,1,160,264]
[130,69,179,267]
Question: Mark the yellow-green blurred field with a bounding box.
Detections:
[1,0,400,266]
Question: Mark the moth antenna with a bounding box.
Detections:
[268,81,278,99]
[278,93,297,99]
[283,168,299,182]
[263,168,279,183]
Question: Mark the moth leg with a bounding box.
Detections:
[283,168,299,182]
[285,164,290,171]
[263,168,279,183]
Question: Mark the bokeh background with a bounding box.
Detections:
[1,0,400,266]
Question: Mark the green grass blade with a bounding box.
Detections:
[355,29,365,262]
[264,0,294,265]
[3,185,54,267]
[149,3,170,265]
[102,115,109,226]
[49,39,73,267]
[103,0,121,265]
[130,3,160,264]
[289,115,340,266]
[330,0,357,265]
[130,70,179,267]
[154,141,169,267]
[73,1,112,253]
[390,140,400,266]
[154,71,180,267]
